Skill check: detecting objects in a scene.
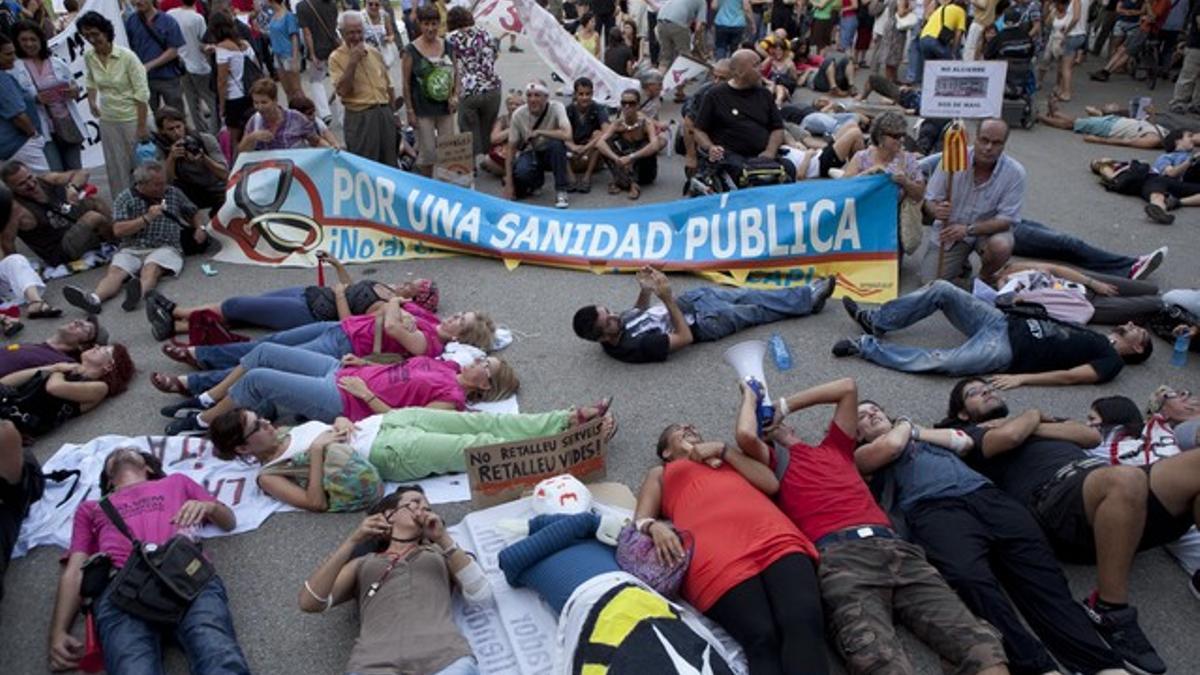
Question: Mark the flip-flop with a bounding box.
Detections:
[26,301,62,319]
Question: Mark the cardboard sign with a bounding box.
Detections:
[466,417,608,507]
[919,60,1008,119]
[434,132,475,189]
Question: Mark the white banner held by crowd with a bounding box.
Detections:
[509,0,640,106]
[48,0,130,169]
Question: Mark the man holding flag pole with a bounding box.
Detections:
[921,118,1026,286]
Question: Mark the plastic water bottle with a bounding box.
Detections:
[769,333,793,371]
[1172,334,1192,368]
[666,120,678,157]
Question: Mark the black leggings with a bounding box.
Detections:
[705,553,828,675]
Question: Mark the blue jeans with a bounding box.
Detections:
[857,280,1014,375]
[905,27,922,82]
[1011,220,1137,278]
[714,25,745,58]
[677,285,817,342]
[918,37,951,84]
[513,139,570,196]
[96,576,250,675]
[195,321,353,370]
[839,14,859,51]
[220,286,317,330]
[228,343,345,422]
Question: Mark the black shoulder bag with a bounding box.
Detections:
[139,14,184,77]
[98,498,215,624]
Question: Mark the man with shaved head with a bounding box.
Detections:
[922,118,1025,285]
[693,49,790,180]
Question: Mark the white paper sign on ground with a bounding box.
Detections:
[919,60,1007,119]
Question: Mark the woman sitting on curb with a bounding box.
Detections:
[207,402,615,510]
[164,345,518,435]
[143,252,439,339]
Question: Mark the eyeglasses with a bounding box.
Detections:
[1163,390,1192,401]
[239,417,268,445]
[620,100,638,106]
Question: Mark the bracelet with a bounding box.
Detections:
[440,544,460,559]
[777,397,790,416]
[365,394,378,403]
[635,517,655,534]
[304,580,333,611]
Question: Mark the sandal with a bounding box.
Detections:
[607,182,621,195]
[1,315,22,337]
[600,413,619,441]
[151,371,190,395]
[628,185,640,200]
[26,301,62,319]
[572,396,614,427]
[162,343,201,369]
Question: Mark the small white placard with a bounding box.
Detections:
[919,60,1008,119]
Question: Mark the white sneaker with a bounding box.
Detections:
[555,191,569,209]
[1130,246,1168,281]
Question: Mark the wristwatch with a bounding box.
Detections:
[966,223,978,236]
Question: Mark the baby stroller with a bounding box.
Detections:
[993,34,1037,129]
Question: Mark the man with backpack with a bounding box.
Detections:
[125,0,187,113]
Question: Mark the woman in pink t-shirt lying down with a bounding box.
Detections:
[163,344,519,435]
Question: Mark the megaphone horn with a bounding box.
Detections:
[723,340,769,398]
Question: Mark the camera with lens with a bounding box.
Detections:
[181,136,203,156]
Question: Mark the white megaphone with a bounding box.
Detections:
[724,340,775,436]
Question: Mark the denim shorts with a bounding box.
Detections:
[1063,33,1087,54]
[1072,114,1119,136]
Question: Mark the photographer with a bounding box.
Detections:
[153,106,228,212]
[62,161,206,314]
[46,448,247,673]
[299,486,490,674]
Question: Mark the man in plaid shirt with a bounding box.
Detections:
[63,161,207,313]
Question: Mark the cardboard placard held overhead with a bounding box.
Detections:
[434,132,475,189]
[465,417,608,507]
[919,60,1008,119]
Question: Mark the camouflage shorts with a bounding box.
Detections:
[817,537,1007,675]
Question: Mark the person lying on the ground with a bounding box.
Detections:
[731,377,1010,675]
[1039,98,1168,149]
[150,301,493,396]
[298,487,490,675]
[923,119,1025,285]
[1139,129,1200,224]
[779,122,865,179]
[572,266,835,364]
[937,377,1200,674]
[1011,220,1167,280]
[145,252,438,339]
[47,448,246,674]
[163,345,517,434]
[1084,393,1200,591]
[597,88,659,200]
[853,399,1126,675]
[989,259,1167,325]
[62,162,206,314]
[0,316,106,378]
[853,73,921,113]
[209,402,615,507]
[833,280,1153,386]
[1,161,113,268]
[0,420,36,603]
[633,401,829,674]
[0,252,61,334]
[0,343,133,438]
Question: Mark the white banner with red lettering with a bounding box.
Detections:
[48,0,131,168]
[662,54,710,92]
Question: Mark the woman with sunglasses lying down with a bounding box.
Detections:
[163,343,519,435]
[300,486,491,674]
[206,400,615,512]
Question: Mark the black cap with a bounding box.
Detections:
[85,315,108,346]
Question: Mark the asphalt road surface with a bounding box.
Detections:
[2,39,1198,674]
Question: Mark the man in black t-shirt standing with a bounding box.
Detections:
[939,377,1200,675]
[693,49,788,179]
[571,266,834,363]
[833,280,1153,388]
